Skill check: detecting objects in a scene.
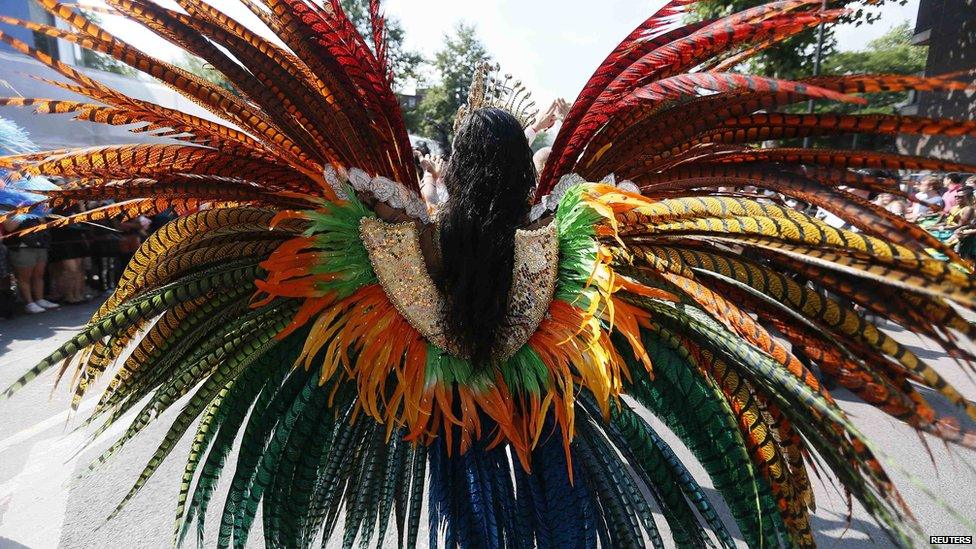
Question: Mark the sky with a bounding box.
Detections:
[89,0,920,105]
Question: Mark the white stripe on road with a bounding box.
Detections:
[0,397,97,454]
[0,431,87,548]
[0,403,135,548]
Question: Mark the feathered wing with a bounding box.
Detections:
[527,0,976,546]
[2,1,976,548]
[0,2,432,547]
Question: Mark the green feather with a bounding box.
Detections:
[283,414,341,548]
[107,324,285,524]
[263,369,334,544]
[183,350,295,547]
[554,183,604,304]
[377,431,408,549]
[231,366,324,547]
[405,443,427,549]
[577,415,665,548]
[93,287,252,419]
[618,328,783,548]
[216,365,312,548]
[614,402,736,549]
[0,262,261,402]
[175,329,305,545]
[342,427,386,548]
[83,303,297,478]
[302,186,378,298]
[317,419,373,544]
[574,435,643,548]
[588,393,718,548]
[500,346,550,396]
[645,299,920,546]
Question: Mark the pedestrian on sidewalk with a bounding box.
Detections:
[2,214,59,314]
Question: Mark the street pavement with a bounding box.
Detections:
[0,302,974,548]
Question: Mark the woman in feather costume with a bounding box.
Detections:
[1,0,976,547]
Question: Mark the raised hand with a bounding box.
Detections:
[420,154,445,181]
[555,98,571,118]
[531,100,560,133]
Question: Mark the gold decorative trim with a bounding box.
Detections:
[499,223,560,358]
[359,218,455,353]
[360,218,559,360]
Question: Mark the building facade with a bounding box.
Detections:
[0,1,102,68]
[0,1,212,150]
[898,0,976,164]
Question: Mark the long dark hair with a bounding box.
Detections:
[438,107,536,369]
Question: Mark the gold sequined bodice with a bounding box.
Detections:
[360,218,559,360]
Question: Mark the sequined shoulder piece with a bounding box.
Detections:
[360,218,560,360]
[498,223,560,359]
[359,218,454,352]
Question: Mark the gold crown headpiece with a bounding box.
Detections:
[453,62,539,132]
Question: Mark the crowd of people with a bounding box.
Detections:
[813,171,976,259]
[0,206,176,318]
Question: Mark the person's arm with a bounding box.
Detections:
[889,200,906,217]
[420,171,439,207]
[941,208,969,231]
[526,100,560,142]
[961,207,975,225]
[355,189,438,275]
[950,206,976,233]
[957,205,976,234]
[418,155,445,209]
[353,189,417,226]
[2,218,22,233]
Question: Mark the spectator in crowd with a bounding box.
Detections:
[2,214,59,314]
[942,186,975,229]
[48,204,91,304]
[967,174,976,190]
[910,175,945,221]
[0,224,14,318]
[87,201,119,292]
[875,192,907,217]
[114,215,150,285]
[942,172,965,213]
[419,153,447,213]
[943,187,976,258]
[533,146,551,176]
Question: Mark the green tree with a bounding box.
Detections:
[692,0,908,79]
[822,21,927,114]
[172,52,235,93]
[417,23,490,151]
[824,21,925,75]
[339,0,424,90]
[79,48,136,77]
[826,21,926,76]
[814,21,927,151]
[77,9,135,76]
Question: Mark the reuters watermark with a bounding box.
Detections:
[930,536,974,545]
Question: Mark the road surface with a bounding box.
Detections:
[1,302,974,548]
